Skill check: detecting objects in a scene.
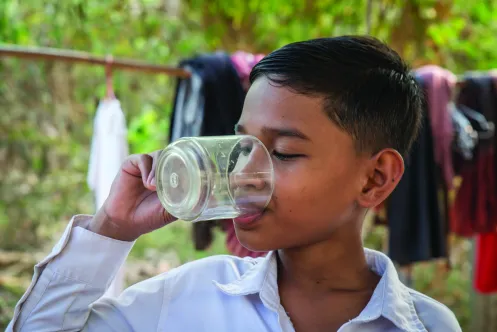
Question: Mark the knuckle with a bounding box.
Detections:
[122,154,150,167]
[137,154,149,162]
[123,154,137,165]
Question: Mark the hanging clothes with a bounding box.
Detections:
[455,72,497,294]
[230,51,265,91]
[475,233,497,294]
[491,71,497,195]
[451,104,478,162]
[169,52,264,257]
[169,52,246,141]
[87,99,129,209]
[170,66,204,141]
[385,75,448,266]
[415,65,457,189]
[450,74,497,236]
[87,98,129,297]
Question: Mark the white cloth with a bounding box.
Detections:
[87,99,129,209]
[87,99,129,297]
[8,216,461,332]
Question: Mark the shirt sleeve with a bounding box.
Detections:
[6,215,167,332]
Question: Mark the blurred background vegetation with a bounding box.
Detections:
[1,0,497,330]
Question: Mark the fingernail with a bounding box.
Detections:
[151,178,156,186]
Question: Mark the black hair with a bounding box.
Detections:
[249,36,423,156]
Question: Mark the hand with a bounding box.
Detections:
[89,151,177,241]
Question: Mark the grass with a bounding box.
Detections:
[0,282,25,329]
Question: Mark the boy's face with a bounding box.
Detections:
[234,78,394,251]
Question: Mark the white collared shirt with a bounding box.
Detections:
[8,215,461,332]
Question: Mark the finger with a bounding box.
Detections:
[133,154,154,188]
[147,150,163,188]
[121,154,143,178]
[162,208,177,225]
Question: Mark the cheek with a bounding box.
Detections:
[271,164,324,209]
[271,165,306,205]
[272,161,359,214]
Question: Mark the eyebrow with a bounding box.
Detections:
[235,124,310,141]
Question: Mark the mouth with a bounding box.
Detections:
[233,210,265,227]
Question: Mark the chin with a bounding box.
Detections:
[238,240,277,253]
[234,225,280,252]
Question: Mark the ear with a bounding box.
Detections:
[357,149,404,208]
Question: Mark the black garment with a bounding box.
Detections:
[169,52,245,141]
[168,52,246,250]
[452,104,495,175]
[458,75,496,146]
[457,74,496,170]
[387,77,448,266]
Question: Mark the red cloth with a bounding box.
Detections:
[474,232,497,294]
[450,149,497,236]
[454,72,497,294]
[450,74,497,237]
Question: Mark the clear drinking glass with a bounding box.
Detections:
[155,135,274,222]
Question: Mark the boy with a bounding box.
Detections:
[8,36,461,331]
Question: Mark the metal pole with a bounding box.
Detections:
[0,44,191,78]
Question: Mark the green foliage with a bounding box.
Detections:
[2,0,497,330]
[0,284,25,328]
[130,221,228,263]
[128,106,171,154]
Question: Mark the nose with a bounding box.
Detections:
[231,172,267,191]
[229,142,272,191]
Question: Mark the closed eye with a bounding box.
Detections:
[272,151,304,161]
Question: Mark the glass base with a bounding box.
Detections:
[156,140,211,221]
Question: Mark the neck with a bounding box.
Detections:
[277,222,378,294]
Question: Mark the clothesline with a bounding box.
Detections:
[0,44,191,78]
[1,44,486,83]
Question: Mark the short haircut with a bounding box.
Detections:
[249,36,424,156]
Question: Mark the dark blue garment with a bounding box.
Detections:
[387,76,448,266]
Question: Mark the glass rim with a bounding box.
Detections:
[225,135,275,213]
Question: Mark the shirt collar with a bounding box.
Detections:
[213,249,426,331]
[213,251,277,297]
